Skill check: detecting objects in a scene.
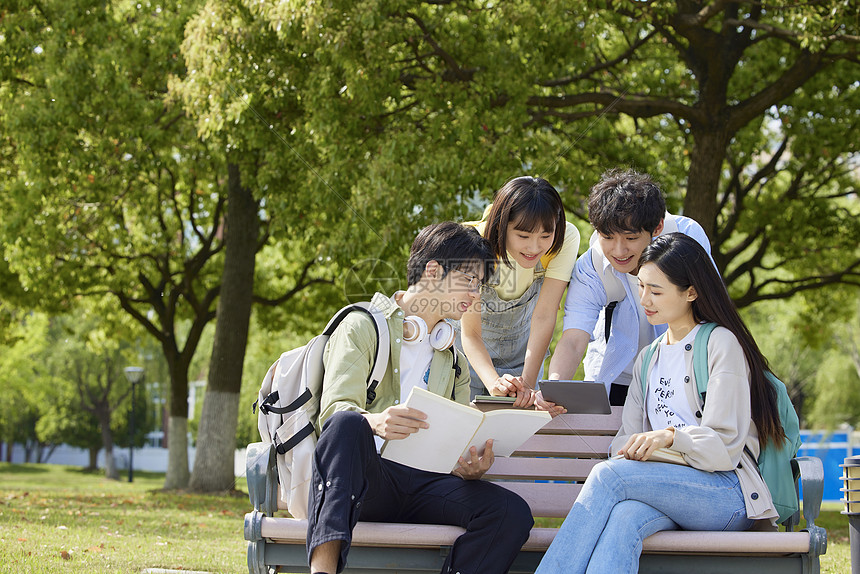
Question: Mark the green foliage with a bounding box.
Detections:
[0,313,51,449]
[35,397,101,453]
[2,0,859,456]
[805,349,860,429]
[218,0,860,307]
[0,1,229,434]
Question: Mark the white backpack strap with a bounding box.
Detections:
[322,301,390,405]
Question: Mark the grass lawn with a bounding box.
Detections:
[1,462,852,573]
[0,463,248,573]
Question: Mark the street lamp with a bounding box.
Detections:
[124,366,144,483]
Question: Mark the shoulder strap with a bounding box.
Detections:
[322,302,390,405]
[639,333,666,396]
[449,347,461,400]
[692,322,719,402]
[588,233,627,342]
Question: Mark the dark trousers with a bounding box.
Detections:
[307,410,534,574]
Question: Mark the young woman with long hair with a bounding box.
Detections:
[536,232,784,574]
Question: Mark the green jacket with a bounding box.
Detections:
[317,292,471,433]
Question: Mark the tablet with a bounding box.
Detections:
[538,380,612,414]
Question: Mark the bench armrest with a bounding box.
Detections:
[791,456,828,557]
[792,456,823,528]
[246,442,279,516]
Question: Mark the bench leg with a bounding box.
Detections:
[803,523,827,574]
[245,510,270,574]
[247,539,268,574]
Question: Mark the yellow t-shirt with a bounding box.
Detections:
[467,208,580,301]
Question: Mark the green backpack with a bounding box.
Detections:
[640,322,802,524]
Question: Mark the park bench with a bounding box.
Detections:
[243,406,827,573]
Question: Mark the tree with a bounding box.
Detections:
[0,312,53,463]
[2,0,342,491]
[801,295,860,428]
[178,0,857,486]
[45,312,152,479]
[247,0,859,305]
[35,395,102,470]
[175,0,352,492]
[0,0,222,487]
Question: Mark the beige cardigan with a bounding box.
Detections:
[610,325,779,523]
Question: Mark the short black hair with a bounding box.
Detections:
[485,176,566,268]
[588,168,666,236]
[406,222,495,287]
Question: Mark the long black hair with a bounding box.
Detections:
[639,233,785,447]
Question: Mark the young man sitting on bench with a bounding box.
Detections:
[308,222,534,574]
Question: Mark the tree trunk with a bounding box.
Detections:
[165,416,190,489]
[190,390,241,490]
[88,447,99,472]
[98,410,119,479]
[190,162,259,492]
[682,126,729,247]
[164,348,191,489]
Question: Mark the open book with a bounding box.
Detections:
[380,387,551,474]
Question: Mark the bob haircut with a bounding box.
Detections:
[484,176,566,268]
[638,233,785,448]
[588,168,666,236]
[406,221,496,287]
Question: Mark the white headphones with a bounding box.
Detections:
[403,315,455,351]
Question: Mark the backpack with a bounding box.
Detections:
[639,322,802,524]
[589,212,679,341]
[254,302,389,519]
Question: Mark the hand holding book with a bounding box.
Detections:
[616,428,686,465]
[380,387,551,474]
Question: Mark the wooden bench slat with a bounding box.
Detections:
[483,457,602,481]
[260,518,812,555]
[514,434,613,458]
[277,481,584,518]
[494,482,582,518]
[536,408,623,435]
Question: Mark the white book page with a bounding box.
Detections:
[380,387,483,474]
[461,409,551,458]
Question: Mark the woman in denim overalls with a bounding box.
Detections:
[455,176,580,404]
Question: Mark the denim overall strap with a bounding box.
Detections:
[455,262,547,399]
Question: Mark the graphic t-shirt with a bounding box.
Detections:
[646,325,701,431]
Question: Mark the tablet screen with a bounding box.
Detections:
[538,380,612,414]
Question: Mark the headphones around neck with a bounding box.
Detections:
[402,315,455,351]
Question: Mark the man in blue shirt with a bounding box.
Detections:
[547,169,713,406]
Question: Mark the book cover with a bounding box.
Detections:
[612,447,688,466]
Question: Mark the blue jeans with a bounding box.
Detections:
[535,457,753,574]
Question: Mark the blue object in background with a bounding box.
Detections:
[798,430,854,502]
